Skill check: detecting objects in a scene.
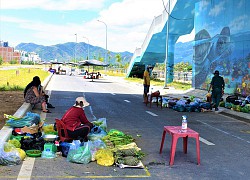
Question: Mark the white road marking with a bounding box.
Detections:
[17,157,35,180]
[146,111,158,116]
[111,93,116,95]
[124,100,130,103]
[199,137,215,145]
[197,120,250,144]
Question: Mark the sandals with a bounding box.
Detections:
[47,103,55,108]
[43,109,51,113]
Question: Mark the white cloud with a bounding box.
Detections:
[1,16,29,23]
[0,0,105,10]
[1,0,165,52]
[208,1,225,17]
[92,0,164,51]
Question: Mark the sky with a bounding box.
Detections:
[0,0,194,53]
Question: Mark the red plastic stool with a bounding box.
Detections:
[146,93,162,108]
[159,126,200,166]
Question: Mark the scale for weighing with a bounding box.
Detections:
[43,134,58,153]
[44,143,57,153]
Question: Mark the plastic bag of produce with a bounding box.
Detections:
[26,112,41,125]
[225,102,233,109]
[0,142,21,166]
[88,139,106,161]
[92,118,107,132]
[95,149,114,166]
[173,105,186,112]
[16,148,26,160]
[199,102,212,110]
[245,96,250,104]
[67,141,91,164]
[108,129,124,136]
[88,128,107,141]
[42,124,57,134]
[6,113,41,128]
[8,139,21,148]
[240,106,249,113]
[60,142,71,157]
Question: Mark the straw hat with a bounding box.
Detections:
[74,97,89,107]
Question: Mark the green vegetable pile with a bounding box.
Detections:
[102,129,134,148]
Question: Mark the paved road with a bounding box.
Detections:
[1,74,250,180]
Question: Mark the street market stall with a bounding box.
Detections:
[78,59,109,81]
[2,113,145,169]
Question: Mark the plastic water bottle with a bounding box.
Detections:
[151,87,153,94]
[181,115,187,132]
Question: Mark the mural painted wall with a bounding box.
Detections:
[193,0,250,97]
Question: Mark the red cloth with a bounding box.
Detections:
[61,106,92,131]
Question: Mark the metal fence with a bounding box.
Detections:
[152,71,192,83]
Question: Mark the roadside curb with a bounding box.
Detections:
[0,73,53,145]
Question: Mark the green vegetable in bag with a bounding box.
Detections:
[8,139,21,148]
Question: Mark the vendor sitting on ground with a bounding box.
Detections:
[24,76,53,113]
[61,97,93,142]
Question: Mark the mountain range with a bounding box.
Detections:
[16,42,133,65]
[16,41,193,65]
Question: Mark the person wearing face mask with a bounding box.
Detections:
[143,66,151,103]
[208,70,225,111]
[61,97,93,141]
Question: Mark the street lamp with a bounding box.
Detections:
[83,36,90,60]
[97,20,107,64]
[74,33,77,63]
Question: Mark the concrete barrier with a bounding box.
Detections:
[0,73,53,145]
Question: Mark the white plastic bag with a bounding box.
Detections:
[0,142,21,166]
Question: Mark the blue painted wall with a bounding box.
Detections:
[193,0,250,96]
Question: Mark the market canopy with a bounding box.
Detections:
[78,59,109,67]
[65,62,78,66]
[50,61,64,65]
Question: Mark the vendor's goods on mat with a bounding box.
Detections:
[3,116,146,168]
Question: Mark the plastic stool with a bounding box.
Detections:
[146,93,162,108]
[159,126,200,166]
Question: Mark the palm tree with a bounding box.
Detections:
[115,53,122,67]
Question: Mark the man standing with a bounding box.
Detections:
[143,66,151,103]
[208,70,225,111]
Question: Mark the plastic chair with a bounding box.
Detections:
[146,93,162,108]
[55,119,73,142]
